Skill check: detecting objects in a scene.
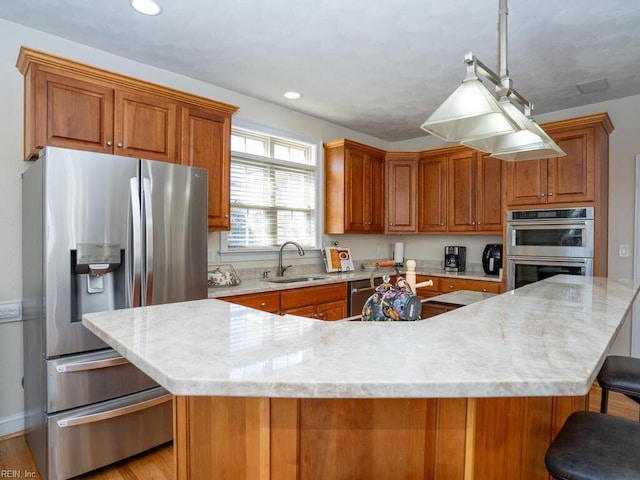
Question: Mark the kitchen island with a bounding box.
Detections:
[83,275,640,479]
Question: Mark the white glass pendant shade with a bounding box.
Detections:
[420,78,518,142]
[463,100,566,161]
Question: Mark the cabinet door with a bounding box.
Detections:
[447,150,476,232]
[32,68,115,155]
[316,300,347,321]
[368,153,385,233]
[345,148,384,233]
[386,157,417,233]
[547,129,594,204]
[180,104,232,230]
[418,154,447,232]
[345,148,368,232]
[283,305,316,318]
[421,302,456,319]
[476,154,503,232]
[114,89,177,162]
[505,159,548,207]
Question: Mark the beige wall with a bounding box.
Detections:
[1,17,639,435]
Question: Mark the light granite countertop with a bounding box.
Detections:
[208,265,502,298]
[82,275,640,399]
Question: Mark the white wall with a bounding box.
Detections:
[1,17,639,435]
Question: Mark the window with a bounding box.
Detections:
[225,127,319,253]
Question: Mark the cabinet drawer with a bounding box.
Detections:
[439,278,501,294]
[281,283,348,310]
[48,387,172,479]
[223,292,281,313]
[46,350,158,413]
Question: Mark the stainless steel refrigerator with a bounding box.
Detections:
[22,146,208,479]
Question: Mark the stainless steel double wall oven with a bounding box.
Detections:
[506,207,594,290]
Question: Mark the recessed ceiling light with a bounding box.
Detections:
[284,91,301,100]
[131,0,161,16]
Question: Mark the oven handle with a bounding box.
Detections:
[507,256,590,266]
[507,221,589,230]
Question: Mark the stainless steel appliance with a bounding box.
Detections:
[22,147,208,479]
[349,277,383,317]
[444,246,466,272]
[482,244,503,275]
[505,207,594,290]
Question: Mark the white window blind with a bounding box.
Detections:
[227,128,318,250]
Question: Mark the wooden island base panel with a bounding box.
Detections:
[174,394,586,480]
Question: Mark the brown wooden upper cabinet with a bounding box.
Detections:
[505,113,613,208]
[386,155,418,233]
[324,139,385,234]
[17,46,238,230]
[385,146,502,234]
[447,151,503,233]
[418,151,448,233]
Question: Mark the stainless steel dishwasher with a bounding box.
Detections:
[348,277,383,316]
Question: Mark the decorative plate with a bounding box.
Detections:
[207,264,241,287]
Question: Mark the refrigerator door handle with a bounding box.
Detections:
[56,394,172,427]
[129,177,142,307]
[142,177,154,306]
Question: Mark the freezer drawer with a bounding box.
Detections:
[47,387,173,480]
[47,349,159,413]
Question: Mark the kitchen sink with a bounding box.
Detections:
[265,276,328,284]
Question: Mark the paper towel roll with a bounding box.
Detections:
[393,242,404,263]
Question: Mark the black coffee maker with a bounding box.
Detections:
[444,246,466,272]
[482,244,503,275]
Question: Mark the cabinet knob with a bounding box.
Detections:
[449,285,454,289]
[107,140,113,146]
[440,223,445,226]
[117,142,123,148]
[317,312,324,319]
[541,193,546,197]
[482,288,487,292]
[224,214,229,218]
[260,302,267,308]
[389,223,394,226]
[471,222,476,225]
[548,192,553,196]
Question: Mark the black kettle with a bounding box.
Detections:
[482,244,502,275]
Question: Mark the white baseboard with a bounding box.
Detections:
[0,411,25,437]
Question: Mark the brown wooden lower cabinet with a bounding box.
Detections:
[439,277,502,294]
[174,394,587,479]
[222,283,347,320]
[222,291,280,313]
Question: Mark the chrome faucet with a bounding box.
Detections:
[277,241,305,276]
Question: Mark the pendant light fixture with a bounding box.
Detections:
[420,0,565,161]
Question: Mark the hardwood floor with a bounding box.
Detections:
[2,384,638,479]
[0,435,173,480]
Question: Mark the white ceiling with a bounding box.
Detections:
[2,0,640,142]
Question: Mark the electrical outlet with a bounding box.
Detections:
[0,301,22,323]
[619,244,630,258]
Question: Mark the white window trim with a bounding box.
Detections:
[219,119,324,263]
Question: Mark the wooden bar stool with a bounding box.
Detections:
[597,355,640,414]
[545,411,640,479]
